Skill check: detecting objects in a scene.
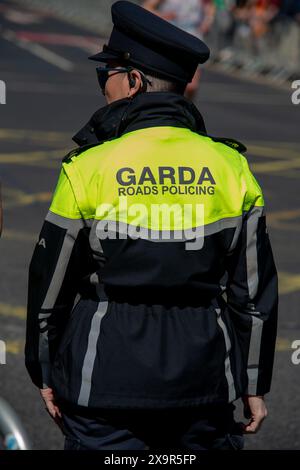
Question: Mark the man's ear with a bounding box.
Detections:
[135,69,151,93]
[128,70,145,96]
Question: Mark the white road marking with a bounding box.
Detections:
[2,28,74,72]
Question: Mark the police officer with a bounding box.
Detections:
[25,1,278,450]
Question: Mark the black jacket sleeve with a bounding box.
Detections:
[226,159,278,396]
[25,170,95,388]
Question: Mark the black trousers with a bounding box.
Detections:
[61,403,244,450]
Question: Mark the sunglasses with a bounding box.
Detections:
[96,66,133,93]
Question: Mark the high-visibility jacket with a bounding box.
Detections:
[25,92,278,409]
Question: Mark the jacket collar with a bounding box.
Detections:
[73,92,207,147]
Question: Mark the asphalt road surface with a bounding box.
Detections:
[0,0,300,450]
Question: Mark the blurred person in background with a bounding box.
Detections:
[143,0,215,99]
[249,0,280,39]
[233,0,279,59]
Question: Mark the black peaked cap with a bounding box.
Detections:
[89,0,210,83]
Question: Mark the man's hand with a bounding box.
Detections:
[40,387,62,428]
[242,395,267,434]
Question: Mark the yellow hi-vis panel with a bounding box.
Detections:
[51,127,264,229]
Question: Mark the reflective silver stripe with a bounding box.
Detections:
[243,207,264,393]
[95,215,243,243]
[38,313,51,320]
[246,315,264,394]
[41,236,78,310]
[77,301,108,407]
[45,211,93,229]
[40,212,91,310]
[39,320,47,330]
[205,215,242,237]
[246,206,264,299]
[38,333,51,388]
[89,221,104,254]
[90,272,103,298]
[215,308,236,402]
[228,218,243,253]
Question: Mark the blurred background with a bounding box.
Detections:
[0,0,299,449]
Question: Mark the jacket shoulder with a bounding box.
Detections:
[62,143,101,163]
[198,131,247,154]
[209,135,247,153]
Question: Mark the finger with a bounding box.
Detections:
[47,401,59,419]
[45,406,56,419]
[244,422,259,433]
[244,425,262,434]
[243,415,265,434]
[51,404,60,418]
[54,405,62,419]
[46,404,62,424]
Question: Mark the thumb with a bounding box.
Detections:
[243,416,261,434]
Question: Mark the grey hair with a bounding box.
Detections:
[112,60,187,95]
[143,71,186,95]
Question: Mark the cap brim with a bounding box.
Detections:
[88,51,119,62]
